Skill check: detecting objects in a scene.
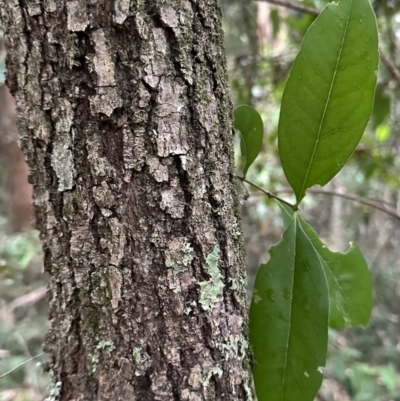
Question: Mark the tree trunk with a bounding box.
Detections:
[0,1,253,400]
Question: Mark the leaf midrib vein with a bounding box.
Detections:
[298,1,353,204]
[280,218,297,401]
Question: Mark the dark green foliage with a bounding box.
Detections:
[246,0,379,399]
[250,215,329,401]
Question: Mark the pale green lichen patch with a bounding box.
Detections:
[88,352,100,372]
[165,237,194,275]
[220,333,249,360]
[88,337,116,372]
[185,300,197,315]
[199,245,224,310]
[182,241,194,266]
[132,340,152,376]
[229,277,240,291]
[243,374,254,400]
[44,370,62,401]
[96,339,115,355]
[218,332,254,399]
[133,347,148,364]
[201,366,223,388]
[231,217,241,238]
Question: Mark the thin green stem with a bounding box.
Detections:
[249,187,400,222]
[253,0,319,16]
[236,176,298,210]
[0,353,44,379]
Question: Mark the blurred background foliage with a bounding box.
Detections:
[1,1,400,400]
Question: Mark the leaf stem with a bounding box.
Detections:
[249,187,400,222]
[236,176,298,210]
[253,0,319,16]
[0,353,44,379]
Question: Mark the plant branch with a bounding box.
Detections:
[256,0,400,85]
[0,353,44,379]
[380,49,400,87]
[236,176,297,210]
[301,189,400,221]
[6,286,47,312]
[254,0,319,16]
[250,187,400,221]
[316,393,329,401]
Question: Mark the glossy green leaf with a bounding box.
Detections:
[234,105,264,176]
[278,0,379,204]
[278,202,373,328]
[250,215,329,401]
[300,217,373,328]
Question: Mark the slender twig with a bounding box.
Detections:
[6,286,47,312]
[301,189,400,221]
[254,0,319,16]
[0,353,44,379]
[380,49,400,87]
[249,187,400,222]
[236,176,298,210]
[12,330,41,393]
[307,188,397,212]
[256,0,400,85]
[316,393,330,401]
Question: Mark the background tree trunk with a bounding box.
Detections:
[0,1,253,400]
[0,34,32,232]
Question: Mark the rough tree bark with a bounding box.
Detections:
[0,1,253,400]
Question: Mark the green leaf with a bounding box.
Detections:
[234,105,264,176]
[299,217,373,328]
[250,215,329,401]
[278,0,379,204]
[276,200,294,229]
[277,201,373,328]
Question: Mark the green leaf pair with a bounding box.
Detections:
[250,204,373,401]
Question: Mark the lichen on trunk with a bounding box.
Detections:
[0,1,253,399]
